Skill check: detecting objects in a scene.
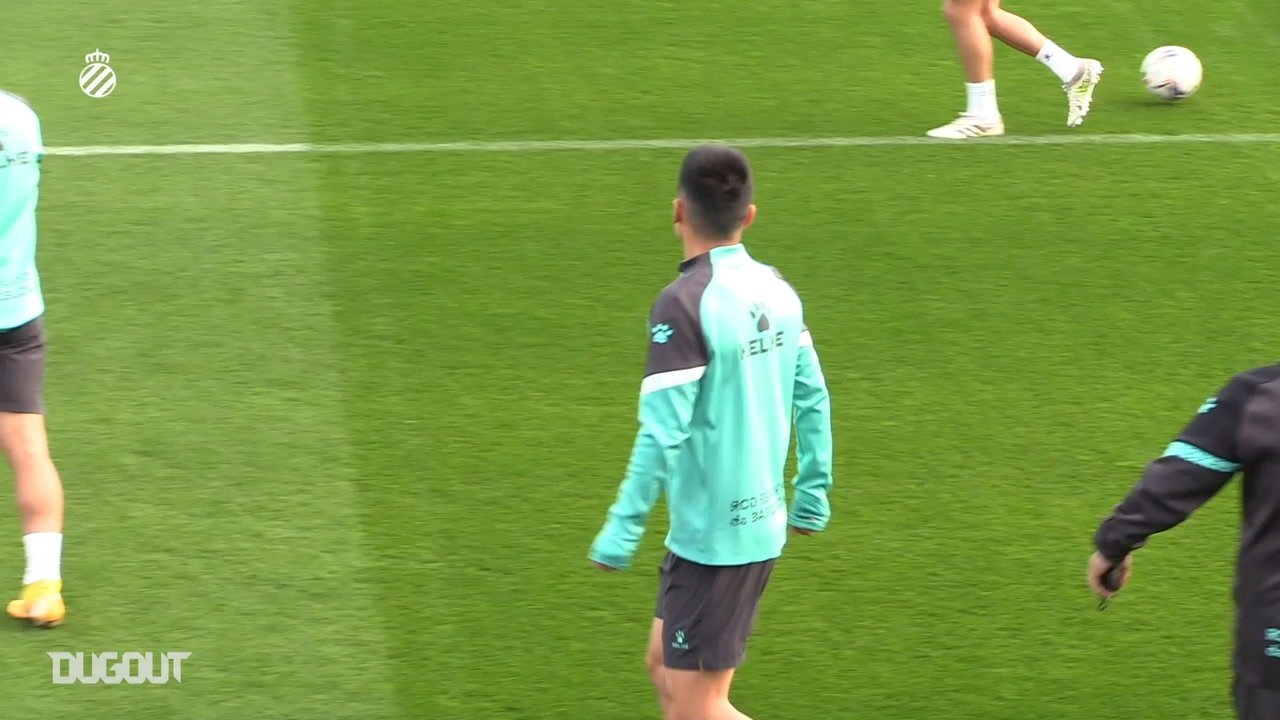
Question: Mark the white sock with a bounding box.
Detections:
[964,80,999,120]
[1037,40,1083,84]
[23,532,62,585]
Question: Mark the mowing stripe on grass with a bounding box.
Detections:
[43,133,1280,157]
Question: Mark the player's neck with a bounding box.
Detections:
[682,235,742,261]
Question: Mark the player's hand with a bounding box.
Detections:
[591,560,618,572]
[1087,551,1132,598]
[789,525,816,536]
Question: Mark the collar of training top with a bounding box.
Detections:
[679,243,747,272]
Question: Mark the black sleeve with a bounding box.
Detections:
[1093,373,1257,562]
[642,281,709,382]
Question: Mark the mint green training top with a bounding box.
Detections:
[0,91,45,330]
[589,243,834,569]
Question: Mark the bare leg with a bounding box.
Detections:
[5,413,64,539]
[664,666,752,720]
[983,0,1089,86]
[982,1,1047,57]
[980,0,1101,128]
[646,619,674,718]
[927,0,1004,136]
[3,410,66,627]
[943,0,994,83]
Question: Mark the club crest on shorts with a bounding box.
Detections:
[671,629,689,650]
[79,50,116,99]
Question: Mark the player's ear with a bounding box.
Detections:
[741,204,757,231]
[672,197,684,233]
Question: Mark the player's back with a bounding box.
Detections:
[664,243,804,566]
[0,91,44,330]
[1228,366,1280,612]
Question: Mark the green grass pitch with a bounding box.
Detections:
[1,1,1278,718]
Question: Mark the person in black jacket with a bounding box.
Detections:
[1091,365,1280,719]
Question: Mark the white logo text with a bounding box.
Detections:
[48,651,191,685]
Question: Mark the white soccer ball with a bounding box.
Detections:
[1141,46,1202,101]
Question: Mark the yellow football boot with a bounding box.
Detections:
[6,579,65,628]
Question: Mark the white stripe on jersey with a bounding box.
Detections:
[640,366,706,396]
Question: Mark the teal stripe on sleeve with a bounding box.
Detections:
[1162,441,1240,473]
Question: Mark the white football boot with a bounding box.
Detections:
[1066,60,1104,127]
[926,114,1006,139]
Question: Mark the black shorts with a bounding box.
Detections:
[1236,677,1280,720]
[654,551,775,672]
[0,317,46,414]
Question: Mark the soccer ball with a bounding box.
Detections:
[1141,46,1202,100]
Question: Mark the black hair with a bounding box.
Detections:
[677,145,753,239]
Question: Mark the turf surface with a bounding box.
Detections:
[1,1,1278,718]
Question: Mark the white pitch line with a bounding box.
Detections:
[42,133,1280,157]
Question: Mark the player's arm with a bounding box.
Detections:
[588,288,706,570]
[789,326,833,532]
[1093,374,1258,562]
